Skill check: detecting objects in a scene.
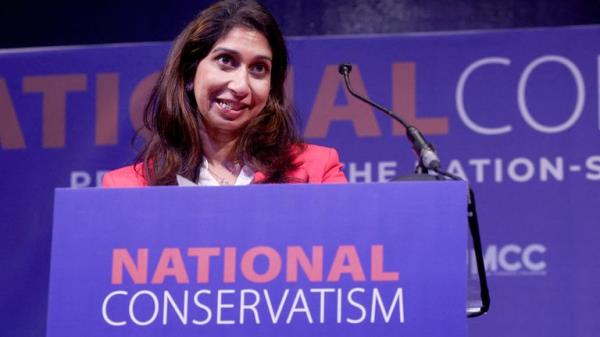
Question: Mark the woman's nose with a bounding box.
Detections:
[227,68,250,97]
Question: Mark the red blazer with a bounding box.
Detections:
[102,144,347,187]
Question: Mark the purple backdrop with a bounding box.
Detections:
[1,25,599,336]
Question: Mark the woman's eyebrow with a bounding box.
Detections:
[211,47,272,62]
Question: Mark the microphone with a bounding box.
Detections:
[338,63,441,170]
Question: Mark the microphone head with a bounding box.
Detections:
[338,63,352,75]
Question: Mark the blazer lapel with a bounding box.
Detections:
[254,171,267,183]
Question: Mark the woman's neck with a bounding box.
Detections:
[199,127,239,166]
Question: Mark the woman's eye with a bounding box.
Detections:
[217,54,234,67]
[250,63,269,76]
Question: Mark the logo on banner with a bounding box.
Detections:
[470,243,547,277]
[101,245,405,327]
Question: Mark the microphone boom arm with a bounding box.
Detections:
[338,64,440,171]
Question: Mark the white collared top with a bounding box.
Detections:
[177,158,255,186]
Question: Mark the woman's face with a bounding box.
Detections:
[193,26,273,137]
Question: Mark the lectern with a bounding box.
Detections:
[47,182,467,336]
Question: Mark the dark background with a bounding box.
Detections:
[1,0,600,49]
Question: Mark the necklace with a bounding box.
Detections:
[206,162,240,185]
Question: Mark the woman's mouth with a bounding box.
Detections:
[216,99,247,112]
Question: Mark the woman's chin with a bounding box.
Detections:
[201,107,260,135]
[207,118,247,134]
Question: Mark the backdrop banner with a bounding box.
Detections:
[1,25,599,336]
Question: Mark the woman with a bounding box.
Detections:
[103,0,347,187]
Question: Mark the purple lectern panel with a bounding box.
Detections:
[48,182,467,337]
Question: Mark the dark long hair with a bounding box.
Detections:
[136,0,304,185]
